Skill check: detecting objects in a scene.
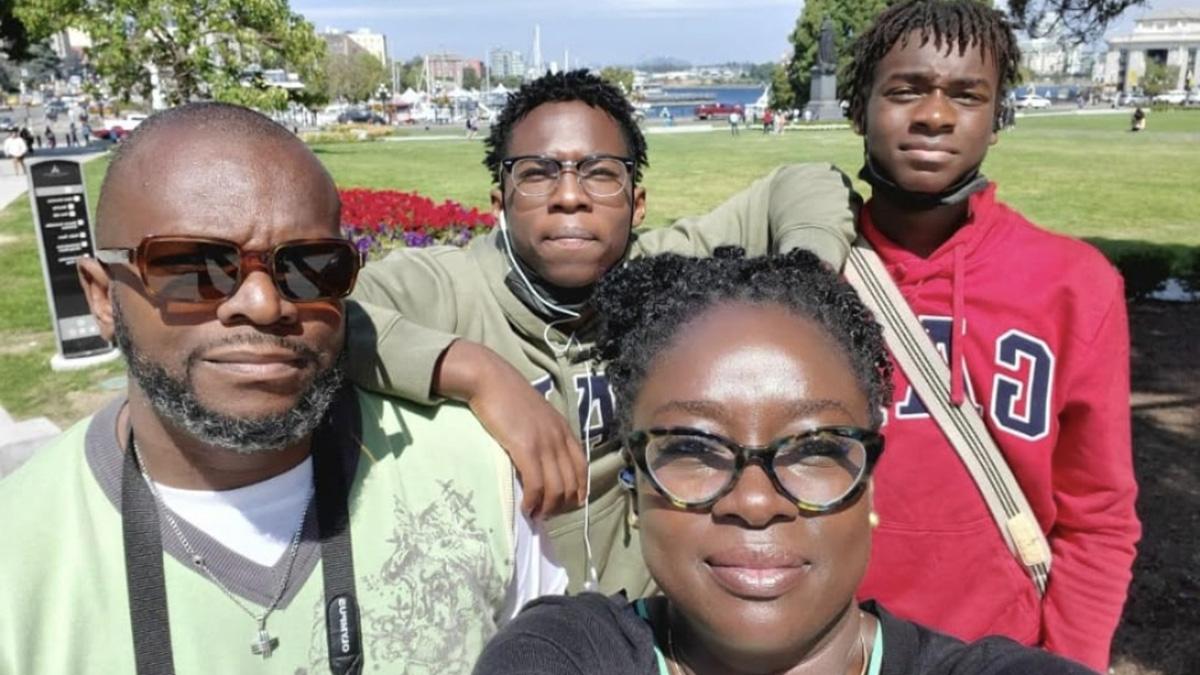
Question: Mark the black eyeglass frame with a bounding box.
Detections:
[94,235,365,304]
[500,154,637,198]
[625,426,885,513]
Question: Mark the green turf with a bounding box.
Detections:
[1,111,1197,421]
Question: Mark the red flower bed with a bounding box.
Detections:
[339,188,496,257]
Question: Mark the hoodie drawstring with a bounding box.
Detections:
[950,245,966,406]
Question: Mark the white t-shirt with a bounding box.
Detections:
[3,136,28,158]
[155,457,566,622]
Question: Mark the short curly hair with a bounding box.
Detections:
[594,247,893,434]
[483,69,648,185]
[841,0,1022,130]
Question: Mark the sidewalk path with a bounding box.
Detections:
[0,145,109,213]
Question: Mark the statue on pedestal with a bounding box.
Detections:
[805,15,844,121]
[817,16,837,75]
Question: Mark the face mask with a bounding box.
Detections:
[858,150,989,210]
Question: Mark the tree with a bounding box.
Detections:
[769,63,794,113]
[782,0,888,110]
[1140,62,1179,97]
[461,65,480,91]
[322,51,386,103]
[1,4,33,63]
[599,66,634,95]
[394,55,424,92]
[1006,0,1147,44]
[14,0,326,110]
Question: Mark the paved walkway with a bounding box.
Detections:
[0,145,108,212]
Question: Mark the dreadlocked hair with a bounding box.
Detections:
[841,0,1022,129]
[594,247,893,434]
[483,69,648,184]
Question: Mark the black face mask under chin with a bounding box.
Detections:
[499,197,638,323]
[859,151,989,210]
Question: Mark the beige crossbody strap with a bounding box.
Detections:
[845,238,1051,596]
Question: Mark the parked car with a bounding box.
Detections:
[337,108,387,125]
[1118,92,1147,107]
[93,113,148,141]
[1186,90,1200,107]
[1152,89,1188,105]
[1015,94,1052,109]
[694,102,744,120]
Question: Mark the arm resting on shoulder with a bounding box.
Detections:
[632,163,859,269]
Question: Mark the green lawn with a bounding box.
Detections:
[2,109,1198,423]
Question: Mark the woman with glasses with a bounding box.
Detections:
[474,248,1094,675]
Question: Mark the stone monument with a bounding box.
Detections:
[805,16,845,121]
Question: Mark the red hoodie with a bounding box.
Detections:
[856,184,1140,671]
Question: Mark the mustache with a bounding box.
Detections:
[186,333,322,370]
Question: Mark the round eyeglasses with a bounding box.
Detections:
[501,154,635,198]
[625,426,884,513]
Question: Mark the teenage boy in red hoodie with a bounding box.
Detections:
[842,1,1139,671]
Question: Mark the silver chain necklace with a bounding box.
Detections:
[131,440,314,659]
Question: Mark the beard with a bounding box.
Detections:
[112,298,346,454]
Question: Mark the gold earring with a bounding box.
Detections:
[868,511,880,529]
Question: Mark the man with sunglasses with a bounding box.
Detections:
[348,70,860,597]
[0,102,564,675]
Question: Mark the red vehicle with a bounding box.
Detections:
[694,102,744,120]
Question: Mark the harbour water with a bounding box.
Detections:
[640,85,766,120]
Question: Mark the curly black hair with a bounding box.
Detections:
[594,247,893,434]
[483,69,648,185]
[841,0,1022,130]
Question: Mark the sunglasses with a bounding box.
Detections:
[95,236,364,303]
[625,426,884,513]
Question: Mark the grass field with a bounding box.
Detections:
[1,109,1198,422]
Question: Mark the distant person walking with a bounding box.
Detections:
[728,110,741,136]
[80,121,92,145]
[68,121,78,147]
[1131,106,1146,132]
[465,115,478,140]
[19,127,35,153]
[4,129,28,175]
[45,125,56,150]
[762,108,773,134]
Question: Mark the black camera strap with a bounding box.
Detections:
[121,420,362,675]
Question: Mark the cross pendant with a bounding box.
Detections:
[251,629,279,659]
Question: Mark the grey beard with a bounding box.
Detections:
[112,301,346,454]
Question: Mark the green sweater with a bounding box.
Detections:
[0,390,516,675]
[346,163,858,595]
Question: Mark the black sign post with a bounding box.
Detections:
[26,158,119,370]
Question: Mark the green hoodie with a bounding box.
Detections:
[346,163,858,595]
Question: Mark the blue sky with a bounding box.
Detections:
[291,0,1196,66]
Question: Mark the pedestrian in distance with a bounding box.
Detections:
[728,110,741,136]
[1131,106,1146,132]
[3,128,28,175]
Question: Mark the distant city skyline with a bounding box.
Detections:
[292,0,1195,67]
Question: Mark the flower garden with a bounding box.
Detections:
[339,188,496,257]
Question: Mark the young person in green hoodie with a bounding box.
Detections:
[347,70,861,596]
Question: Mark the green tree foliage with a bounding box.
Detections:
[461,65,481,91]
[783,0,888,110]
[1140,62,1179,97]
[14,0,325,110]
[1,4,33,62]
[1006,0,1146,43]
[393,55,424,92]
[599,66,634,95]
[769,63,794,112]
[322,51,386,102]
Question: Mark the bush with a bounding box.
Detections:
[1177,247,1200,297]
[1089,240,1177,301]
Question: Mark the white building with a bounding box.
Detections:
[1103,9,1200,92]
[1019,36,1094,78]
[489,48,526,80]
[346,29,388,67]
